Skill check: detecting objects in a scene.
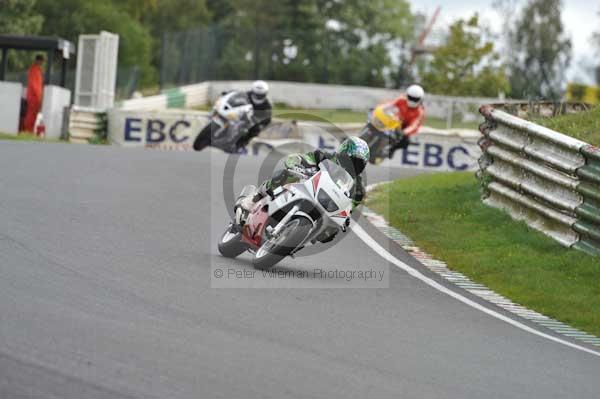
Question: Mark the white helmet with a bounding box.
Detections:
[250,80,269,104]
[406,84,425,108]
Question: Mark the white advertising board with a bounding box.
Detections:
[108,108,481,172]
[108,108,209,150]
[380,130,482,171]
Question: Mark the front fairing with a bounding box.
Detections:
[269,165,353,227]
[214,91,253,122]
[371,102,401,132]
[242,198,270,248]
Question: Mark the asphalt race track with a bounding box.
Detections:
[1,141,599,399]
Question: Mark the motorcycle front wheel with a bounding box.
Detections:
[217,225,248,258]
[193,121,216,151]
[252,216,312,271]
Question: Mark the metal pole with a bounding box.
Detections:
[46,50,54,85]
[323,33,329,83]
[0,48,7,81]
[60,57,67,88]
[159,32,166,89]
[446,100,454,130]
[254,27,260,79]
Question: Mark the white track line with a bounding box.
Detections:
[352,223,600,358]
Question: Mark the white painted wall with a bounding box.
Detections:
[0,81,23,135]
[208,80,511,122]
[118,80,514,125]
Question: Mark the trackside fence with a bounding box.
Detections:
[478,105,600,256]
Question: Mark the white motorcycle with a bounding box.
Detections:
[218,160,354,270]
[193,91,255,153]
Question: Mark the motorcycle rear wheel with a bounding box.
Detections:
[218,226,248,258]
[252,216,312,271]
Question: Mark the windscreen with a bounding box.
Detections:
[382,103,399,119]
[319,160,354,193]
[226,91,250,107]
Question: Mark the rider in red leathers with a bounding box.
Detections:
[389,84,425,157]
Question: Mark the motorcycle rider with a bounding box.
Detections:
[236,80,273,147]
[193,80,272,151]
[387,84,425,158]
[237,136,370,241]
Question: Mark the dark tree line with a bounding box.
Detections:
[0,0,582,99]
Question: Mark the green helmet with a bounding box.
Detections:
[336,136,370,176]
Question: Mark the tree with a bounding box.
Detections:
[213,0,414,86]
[593,10,600,85]
[206,0,235,24]
[594,10,600,52]
[0,0,43,35]
[121,0,210,39]
[508,0,572,100]
[568,83,587,102]
[320,0,414,86]
[135,0,211,75]
[0,0,44,72]
[420,14,509,97]
[35,0,155,85]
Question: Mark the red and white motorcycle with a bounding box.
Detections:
[218,160,354,270]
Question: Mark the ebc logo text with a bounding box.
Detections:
[124,118,191,144]
[399,141,471,171]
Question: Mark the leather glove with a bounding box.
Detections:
[394,128,405,141]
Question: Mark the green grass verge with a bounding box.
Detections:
[366,172,600,337]
[273,106,366,123]
[194,103,479,129]
[0,132,61,142]
[421,117,480,130]
[273,105,480,129]
[0,132,108,144]
[533,106,600,147]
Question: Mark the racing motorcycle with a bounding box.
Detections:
[193,91,255,153]
[359,102,403,164]
[217,160,354,270]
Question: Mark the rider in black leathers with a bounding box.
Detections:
[237,80,272,147]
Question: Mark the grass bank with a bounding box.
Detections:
[273,106,365,123]
[0,132,61,142]
[366,172,600,337]
[533,106,600,146]
[194,103,480,129]
[0,132,106,144]
[272,105,480,129]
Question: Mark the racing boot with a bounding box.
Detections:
[234,185,258,224]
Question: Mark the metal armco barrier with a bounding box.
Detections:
[490,101,590,119]
[576,146,600,255]
[478,105,600,256]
